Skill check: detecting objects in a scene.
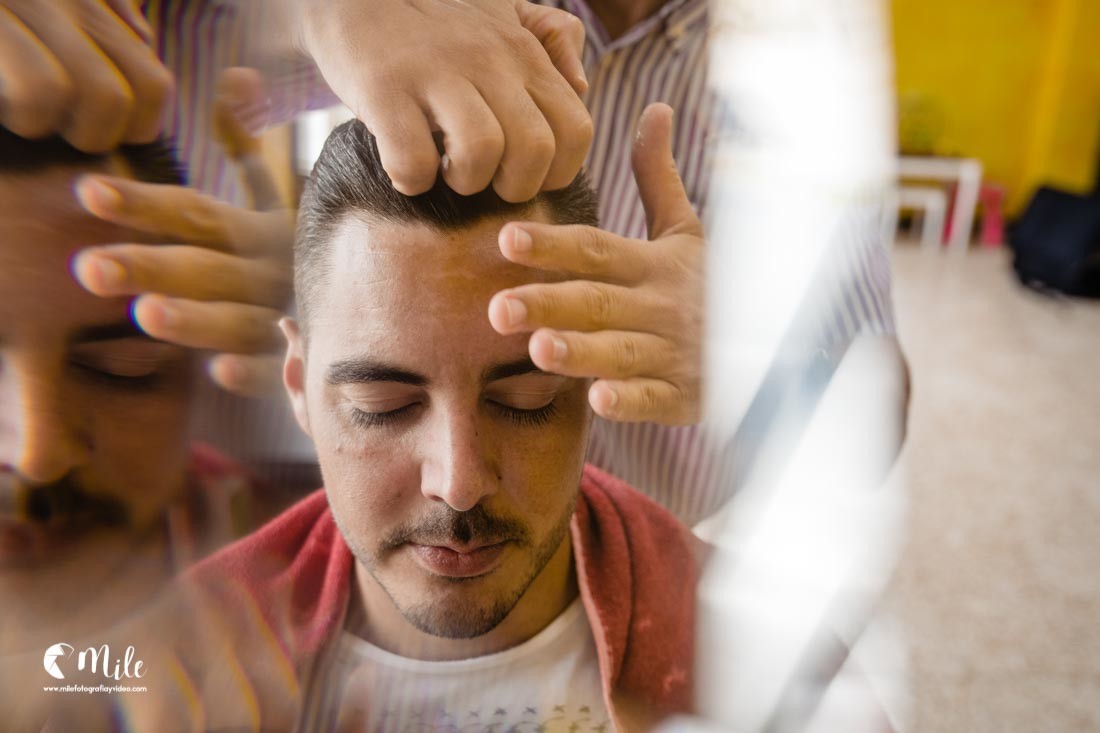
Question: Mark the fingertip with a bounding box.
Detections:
[487,292,522,334]
[529,329,567,369]
[588,381,620,418]
[71,249,126,295]
[390,172,438,197]
[207,354,246,392]
[540,168,579,192]
[501,223,533,257]
[381,146,441,197]
[207,354,284,398]
[74,176,123,217]
[635,103,675,151]
[131,293,176,335]
[642,101,674,124]
[492,162,547,203]
[487,292,509,334]
[441,161,491,198]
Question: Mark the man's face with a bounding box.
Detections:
[284,210,591,639]
[0,166,193,572]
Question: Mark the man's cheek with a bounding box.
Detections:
[323,441,420,518]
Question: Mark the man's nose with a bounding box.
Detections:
[420,411,501,513]
[0,371,91,485]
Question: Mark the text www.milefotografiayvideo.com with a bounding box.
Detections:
[42,683,148,694]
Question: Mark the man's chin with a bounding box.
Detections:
[0,517,136,572]
[399,594,516,640]
[375,559,527,640]
[0,517,78,570]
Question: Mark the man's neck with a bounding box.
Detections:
[351,534,578,661]
[587,0,668,40]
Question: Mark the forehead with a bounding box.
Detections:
[0,166,136,337]
[308,211,559,366]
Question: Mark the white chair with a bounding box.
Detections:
[883,185,948,250]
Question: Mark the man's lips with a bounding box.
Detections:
[408,541,509,579]
[0,515,60,566]
[0,509,104,567]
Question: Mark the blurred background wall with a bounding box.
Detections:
[892,0,1100,213]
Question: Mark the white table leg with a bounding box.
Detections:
[948,159,983,254]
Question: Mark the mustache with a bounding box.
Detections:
[0,473,130,528]
[381,504,530,551]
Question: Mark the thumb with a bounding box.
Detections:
[213,67,269,158]
[215,68,286,210]
[631,103,700,239]
[515,2,589,96]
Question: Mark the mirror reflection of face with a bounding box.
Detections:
[0,166,193,573]
[284,211,592,639]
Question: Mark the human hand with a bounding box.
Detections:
[71,71,293,398]
[489,103,704,425]
[293,0,592,202]
[213,66,285,211]
[0,0,171,150]
[71,179,293,397]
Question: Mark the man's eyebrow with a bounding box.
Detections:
[482,357,549,384]
[70,321,151,344]
[326,359,429,386]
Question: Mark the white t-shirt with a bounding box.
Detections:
[300,597,613,732]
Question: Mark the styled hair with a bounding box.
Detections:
[295,119,599,320]
[0,126,185,185]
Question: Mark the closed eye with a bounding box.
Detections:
[69,338,181,390]
[348,402,421,429]
[72,361,164,390]
[489,399,559,427]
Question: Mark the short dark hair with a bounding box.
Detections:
[0,126,185,185]
[295,119,599,320]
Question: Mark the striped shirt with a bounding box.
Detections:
[146,0,896,524]
[545,0,897,523]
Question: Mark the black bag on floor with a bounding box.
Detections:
[1009,186,1100,297]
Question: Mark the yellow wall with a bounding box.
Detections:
[892,0,1100,214]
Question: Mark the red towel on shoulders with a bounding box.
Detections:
[189,463,705,728]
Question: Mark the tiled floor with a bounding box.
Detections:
[885,244,1100,732]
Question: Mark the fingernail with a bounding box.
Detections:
[511,227,533,253]
[138,297,176,330]
[76,178,122,213]
[90,256,126,289]
[211,356,246,386]
[504,296,527,327]
[604,387,619,409]
[551,335,568,361]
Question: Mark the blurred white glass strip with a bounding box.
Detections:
[294,106,354,176]
[693,0,906,731]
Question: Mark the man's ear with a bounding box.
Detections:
[280,316,312,438]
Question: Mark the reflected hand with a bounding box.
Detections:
[71,69,292,398]
[0,0,171,151]
[489,103,704,425]
[72,178,292,397]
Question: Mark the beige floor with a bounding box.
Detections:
[885,244,1100,732]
